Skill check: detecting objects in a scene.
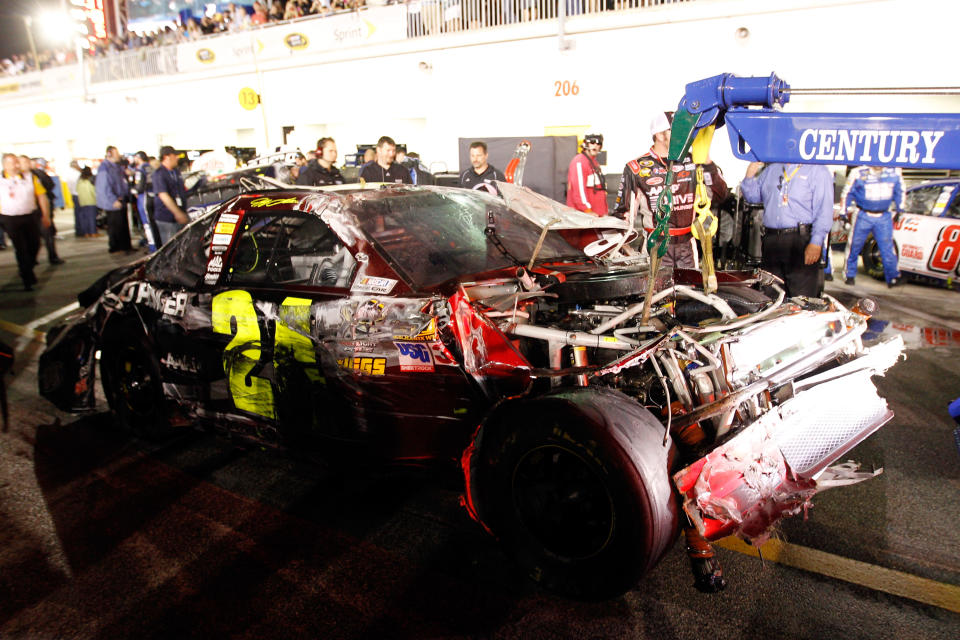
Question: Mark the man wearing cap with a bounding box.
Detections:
[95,145,132,253]
[566,134,607,216]
[740,161,834,297]
[615,112,729,269]
[153,146,190,246]
[0,153,51,290]
[296,137,345,187]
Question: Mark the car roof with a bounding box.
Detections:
[908,178,960,189]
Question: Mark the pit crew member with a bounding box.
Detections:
[842,166,904,287]
[566,133,608,216]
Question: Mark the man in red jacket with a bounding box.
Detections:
[566,133,608,216]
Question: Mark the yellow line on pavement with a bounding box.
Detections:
[0,318,44,341]
[716,536,960,614]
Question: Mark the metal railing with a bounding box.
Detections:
[88,45,178,84]
[81,0,692,84]
[404,0,689,37]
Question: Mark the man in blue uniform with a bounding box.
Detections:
[741,162,834,297]
[841,166,904,287]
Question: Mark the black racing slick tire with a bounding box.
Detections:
[861,234,886,280]
[100,328,172,440]
[470,388,679,600]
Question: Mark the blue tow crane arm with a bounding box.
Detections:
[668,73,960,169]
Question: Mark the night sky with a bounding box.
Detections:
[0,0,81,61]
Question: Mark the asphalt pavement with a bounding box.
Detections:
[0,213,958,640]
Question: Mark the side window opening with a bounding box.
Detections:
[227,212,356,287]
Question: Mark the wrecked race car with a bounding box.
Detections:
[37,181,903,600]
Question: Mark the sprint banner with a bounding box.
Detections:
[177,7,407,73]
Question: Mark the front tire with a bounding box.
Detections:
[470,389,678,600]
[100,328,172,439]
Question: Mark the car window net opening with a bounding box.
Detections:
[228,212,356,287]
[145,214,216,288]
[350,190,583,289]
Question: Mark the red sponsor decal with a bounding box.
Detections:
[901,244,924,260]
[646,177,664,186]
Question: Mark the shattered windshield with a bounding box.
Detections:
[350,188,584,289]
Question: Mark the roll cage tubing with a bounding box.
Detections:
[667,73,960,169]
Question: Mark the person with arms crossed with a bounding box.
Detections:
[741,162,834,297]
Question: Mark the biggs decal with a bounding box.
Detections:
[337,357,386,376]
[798,129,944,164]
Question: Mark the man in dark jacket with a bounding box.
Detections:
[359,136,413,184]
[296,137,345,186]
[459,141,504,190]
[95,146,132,253]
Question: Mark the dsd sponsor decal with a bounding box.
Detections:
[250,196,299,208]
[218,213,240,223]
[638,160,654,167]
[638,168,651,178]
[798,129,944,164]
[120,282,188,317]
[196,48,215,63]
[284,33,309,49]
[337,356,386,376]
[676,171,691,178]
[646,177,664,186]
[352,276,398,295]
[214,222,236,235]
[395,342,434,372]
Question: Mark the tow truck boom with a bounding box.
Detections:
[668,73,960,169]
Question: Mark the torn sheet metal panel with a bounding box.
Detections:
[673,355,900,544]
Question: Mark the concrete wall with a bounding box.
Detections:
[2,0,957,182]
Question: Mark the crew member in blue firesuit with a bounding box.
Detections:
[842,166,904,287]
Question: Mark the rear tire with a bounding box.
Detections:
[471,389,678,600]
[861,234,886,280]
[100,328,172,440]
